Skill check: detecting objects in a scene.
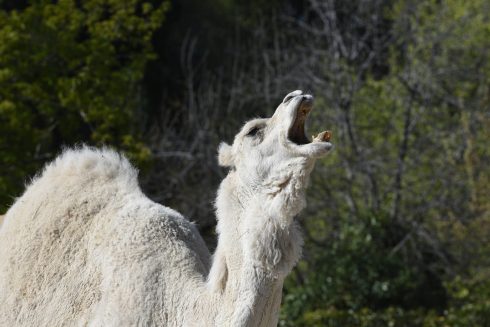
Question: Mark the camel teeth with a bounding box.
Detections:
[312,132,322,142]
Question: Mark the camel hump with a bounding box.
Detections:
[37,146,139,189]
[0,147,141,231]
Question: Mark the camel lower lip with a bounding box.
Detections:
[312,130,332,142]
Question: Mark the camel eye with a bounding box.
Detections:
[246,126,261,137]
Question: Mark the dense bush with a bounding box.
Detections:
[0,0,168,211]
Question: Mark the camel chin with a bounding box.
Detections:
[0,90,332,327]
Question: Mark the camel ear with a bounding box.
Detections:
[218,142,234,167]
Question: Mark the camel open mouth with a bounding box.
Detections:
[288,96,332,145]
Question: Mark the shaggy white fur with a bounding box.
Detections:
[0,91,332,327]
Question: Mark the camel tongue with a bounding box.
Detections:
[312,130,332,143]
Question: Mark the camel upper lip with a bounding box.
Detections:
[288,97,312,145]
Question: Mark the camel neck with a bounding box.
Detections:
[201,171,302,326]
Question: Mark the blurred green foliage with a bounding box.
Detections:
[0,0,168,211]
[281,212,490,326]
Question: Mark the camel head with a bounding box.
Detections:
[218,90,332,218]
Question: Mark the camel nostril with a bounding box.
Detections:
[283,90,303,104]
[283,95,294,104]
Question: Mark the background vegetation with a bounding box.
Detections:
[1,0,488,325]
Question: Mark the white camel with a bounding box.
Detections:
[0,90,332,327]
